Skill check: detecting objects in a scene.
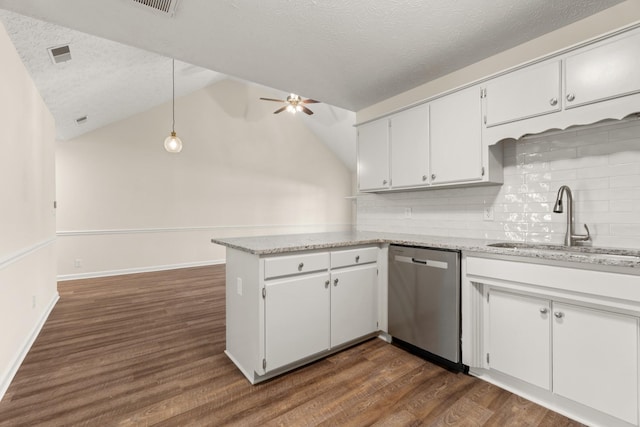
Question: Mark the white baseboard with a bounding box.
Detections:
[0,292,59,402]
[56,259,226,281]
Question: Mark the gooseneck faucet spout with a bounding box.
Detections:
[553,185,591,246]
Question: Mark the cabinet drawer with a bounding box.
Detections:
[264,252,329,279]
[331,247,378,269]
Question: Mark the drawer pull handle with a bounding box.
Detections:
[549,97,558,106]
[298,262,304,271]
[355,255,360,263]
[554,311,564,319]
[325,280,330,288]
[539,307,548,314]
[566,93,575,102]
[334,278,339,286]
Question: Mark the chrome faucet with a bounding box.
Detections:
[553,185,590,246]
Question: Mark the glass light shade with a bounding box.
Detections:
[286,104,295,114]
[164,131,183,153]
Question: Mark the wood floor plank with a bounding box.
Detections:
[0,265,586,426]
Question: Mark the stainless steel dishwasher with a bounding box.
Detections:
[388,245,462,370]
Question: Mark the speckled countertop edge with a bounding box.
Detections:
[211,231,640,270]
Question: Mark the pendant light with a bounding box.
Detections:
[164,58,183,153]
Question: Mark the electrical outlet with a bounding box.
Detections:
[483,206,494,221]
[74,258,83,268]
[236,278,243,296]
[404,207,412,219]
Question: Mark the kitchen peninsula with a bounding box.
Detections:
[214,230,640,427]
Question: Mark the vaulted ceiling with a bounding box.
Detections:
[0,0,624,170]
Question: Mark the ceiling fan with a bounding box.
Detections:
[259,93,320,115]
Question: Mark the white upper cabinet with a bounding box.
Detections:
[485,61,561,127]
[430,85,483,185]
[390,103,430,189]
[565,30,640,109]
[357,119,389,191]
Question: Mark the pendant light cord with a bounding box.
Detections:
[172,58,176,133]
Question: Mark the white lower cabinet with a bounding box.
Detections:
[225,246,380,384]
[488,290,551,390]
[264,271,331,372]
[330,264,378,348]
[488,290,639,425]
[552,302,638,425]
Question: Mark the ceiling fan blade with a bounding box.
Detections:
[300,105,314,115]
[302,99,320,104]
[260,97,285,102]
[273,106,288,114]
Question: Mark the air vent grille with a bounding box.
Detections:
[75,116,88,126]
[48,44,71,64]
[131,0,177,15]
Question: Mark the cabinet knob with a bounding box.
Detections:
[566,93,575,102]
[298,262,304,271]
[334,278,339,286]
[382,179,388,185]
[431,173,436,180]
[549,97,558,106]
[355,255,360,263]
[422,175,428,181]
[554,311,564,319]
[325,280,330,288]
[539,307,548,314]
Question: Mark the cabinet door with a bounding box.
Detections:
[331,264,378,348]
[488,290,551,389]
[264,272,330,372]
[485,61,561,127]
[552,302,638,425]
[357,119,389,191]
[390,103,430,188]
[430,85,483,185]
[565,30,640,109]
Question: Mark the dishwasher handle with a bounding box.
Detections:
[393,255,449,270]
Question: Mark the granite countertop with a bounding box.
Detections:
[211,231,640,271]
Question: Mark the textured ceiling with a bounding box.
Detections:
[0,10,226,141]
[0,0,623,112]
[0,0,624,171]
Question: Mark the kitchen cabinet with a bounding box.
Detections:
[357,118,389,191]
[552,302,638,425]
[430,85,484,185]
[484,61,561,127]
[466,255,640,427]
[564,30,640,109]
[488,290,550,390]
[330,263,378,347]
[390,103,430,188]
[483,25,640,144]
[224,245,380,384]
[264,271,330,372]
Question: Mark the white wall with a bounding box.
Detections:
[357,1,640,123]
[0,22,58,399]
[56,79,354,279]
[357,119,640,249]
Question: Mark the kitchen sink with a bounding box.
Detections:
[487,242,640,260]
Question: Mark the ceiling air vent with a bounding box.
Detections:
[131,0,178,16]
[75,116,88,126]
[47,44,71,64]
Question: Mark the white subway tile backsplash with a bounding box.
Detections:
[356,119,640,249]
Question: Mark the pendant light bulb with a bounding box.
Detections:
[164,58,183,153]
[164,131,183,153]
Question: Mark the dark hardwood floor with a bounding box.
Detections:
[0,265,584,426]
